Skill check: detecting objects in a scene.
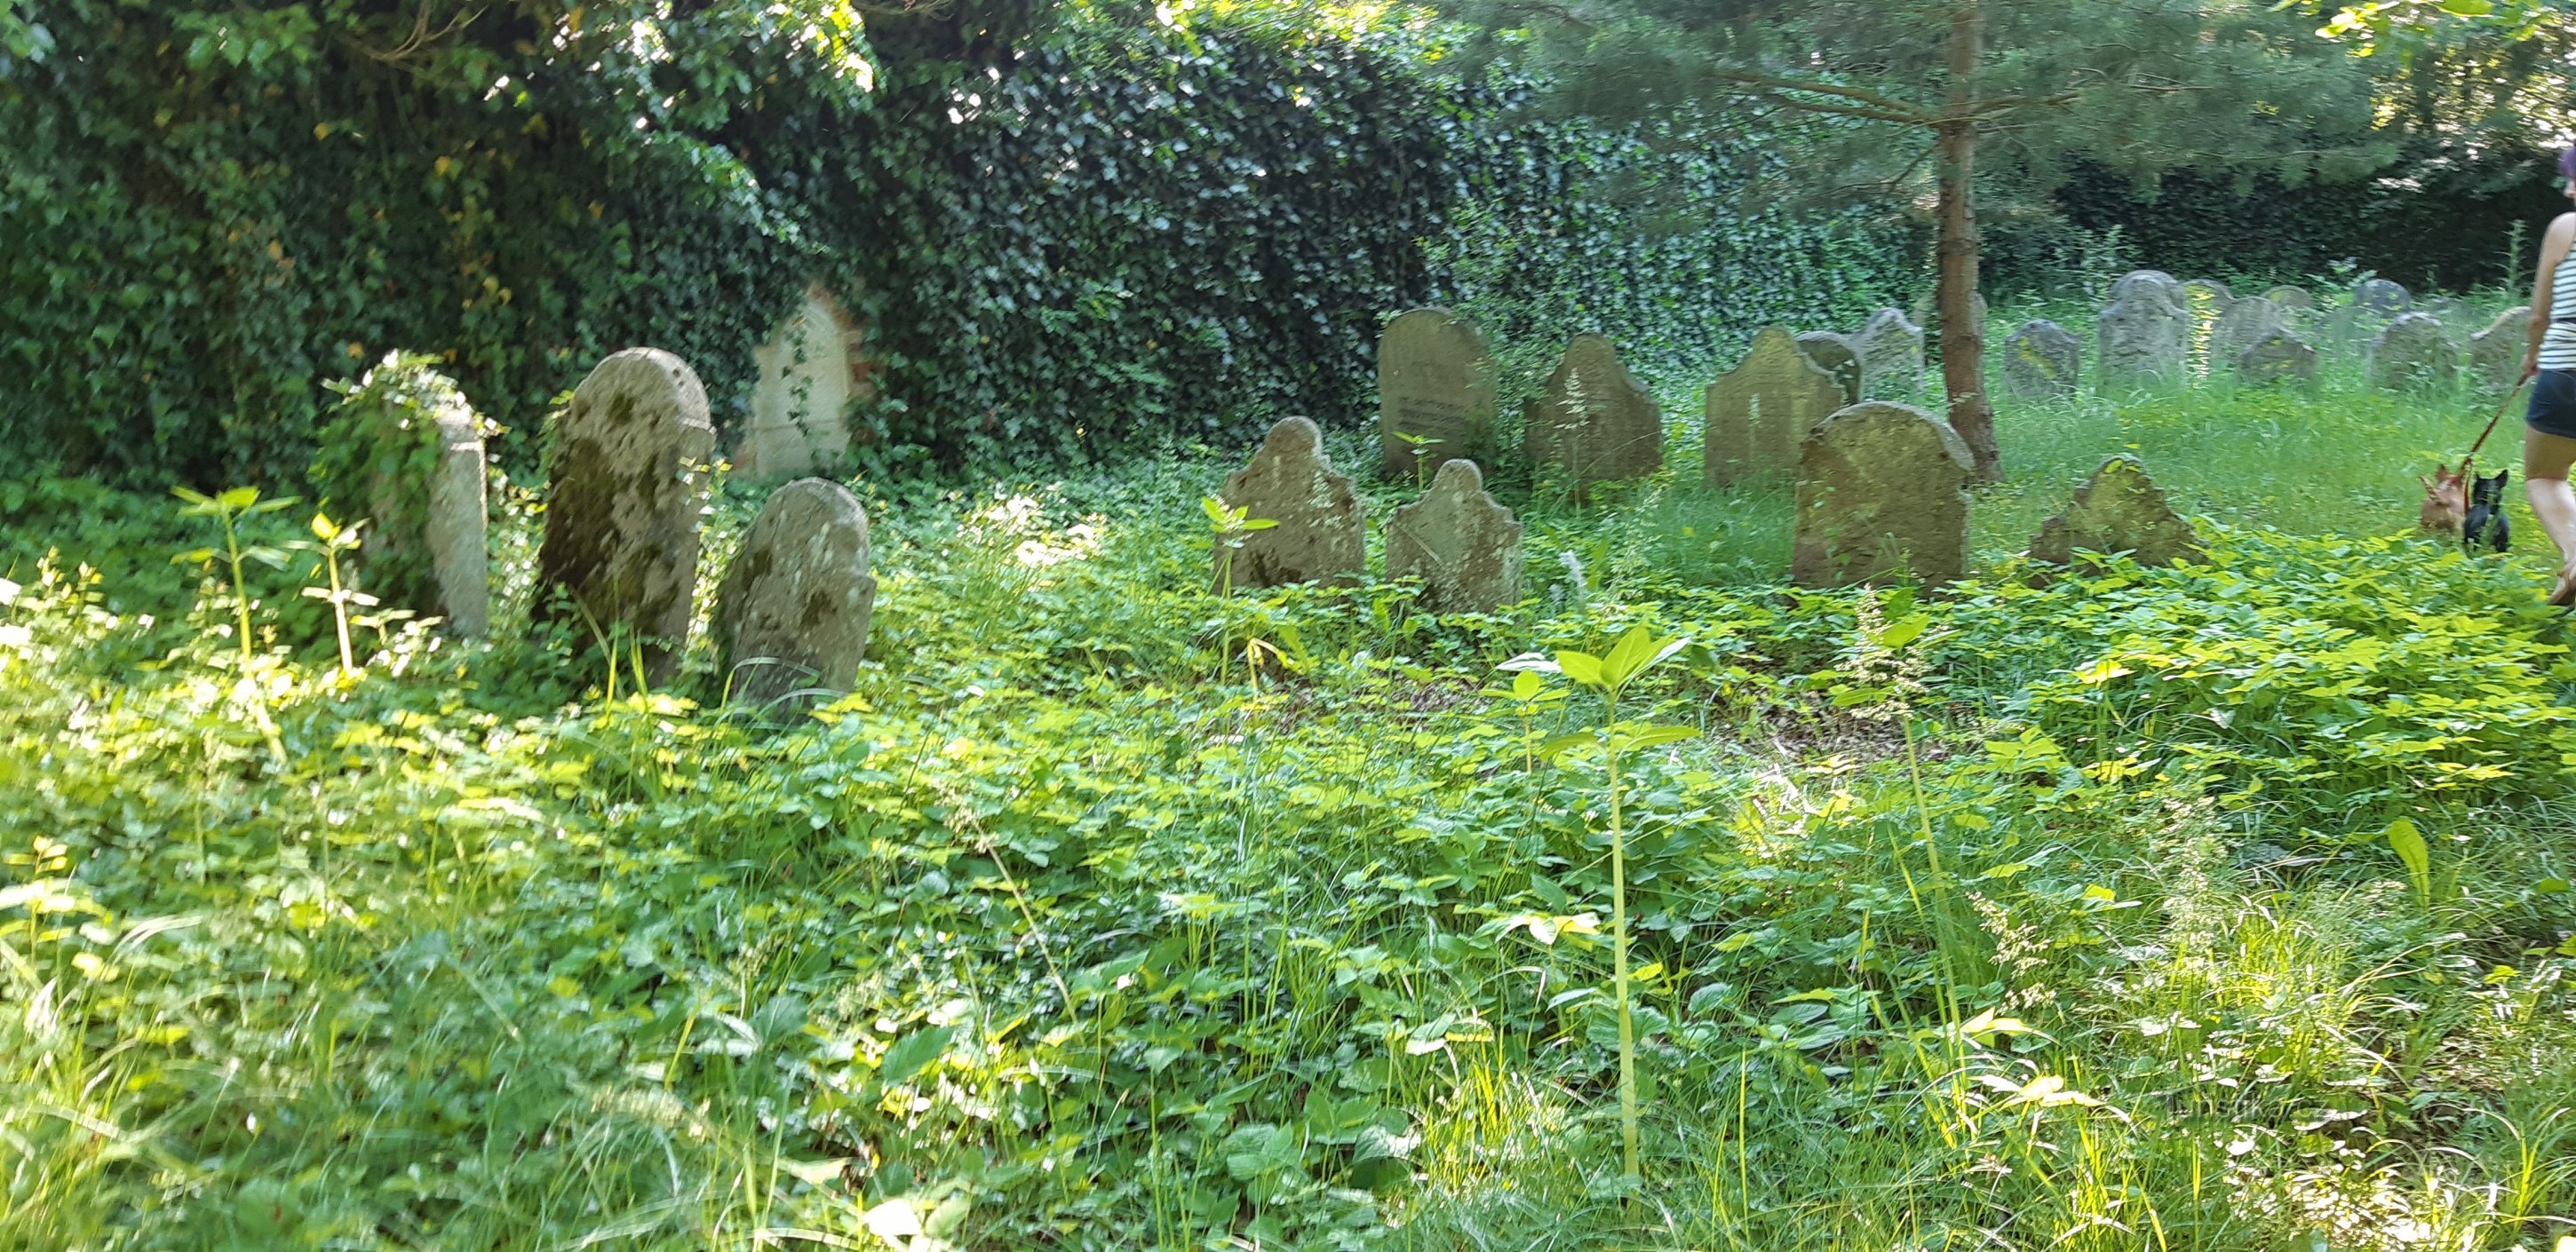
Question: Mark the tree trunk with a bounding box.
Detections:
[1936,0,2000,482]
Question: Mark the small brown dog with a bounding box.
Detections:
[2421,461,2469,537]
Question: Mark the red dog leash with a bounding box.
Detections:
[2462,377,2532,467]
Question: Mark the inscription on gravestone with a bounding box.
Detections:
[1378,308,1498,480]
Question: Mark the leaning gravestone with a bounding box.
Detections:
[2263,286,2316,313]
[2097,294,2187,386]
[1854,308,1926,400]
[712,478,876,707]
[1217,416,1365,590]
[2368,313,2458,391]
[2028,456,2206,568]
[738,286,867,483]
[1378,308,1498,480]
[2236,329,2318,385]
[1386,459,1523,614]
[1794,331,1862,406]
[2470,306,2532,391]
[1705,327,1849,485]
[1523,333,1663,501]
[2211,296,2287,361]
[2354,278,2413,319]
[1791,401,1974,589]
[536,347,719,682]
[2000,320,2082,401]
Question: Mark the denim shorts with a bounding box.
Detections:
[2531,368,2576,440]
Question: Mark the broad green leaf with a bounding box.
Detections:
[878,1025,954,1086]
[1878,613,1928,650]
[1553,650,1602,688]
[1611,724,1696,751]
[216,486,260,511]
[2381,817,2430,906]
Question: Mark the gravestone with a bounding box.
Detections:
[1378,308,1498,480]
[2183,279,2235,312]
[2000,320,2082,401]
[1705,327,1849,485]
[536,347,719,682]
[2470,306,2532,391]
[2027,456,2206,568]
[423,393,491,638]
[2111,270,2187,313]
[2421,296,2462,322]
[2264,286,2316,313]
[1794,331,1862,406]
[2097,295,2187,386]
[1386,459,1523,614]
[1523,333,1663,500]
[738,286,870,482]
[2368,313,2458,391]
[1854,308,1925,400]
[334,359,490,637]
[1791,401,1974,589]
[1217,416,1365,590]
[712,478,876,707]
[2210,296,2287,361]
[2235,329,2318,385]
[2354,278,2413,319]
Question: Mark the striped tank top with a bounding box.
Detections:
[2547,250,2576,370]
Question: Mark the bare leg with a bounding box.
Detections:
[2524,425,2576,601]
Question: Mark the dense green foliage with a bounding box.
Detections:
[6,331,2576,1248]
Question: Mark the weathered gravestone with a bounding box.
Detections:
[2111,270,2187,313]
[1791,401,1974,589]
[2470,306,2533,391]
[1794,331,1862,406]
[1217,416,1365,590]
[1386,459,1523,614]
[1854,308,1926,400]
[2236,329,2318,385]
[322,355,492,637]
[2355,278,2413,319]
[2000,320,2082,400]
[1523,333,1663,500]
[2211,296,2288,361]
[2264,286,2316,313]
[712,478,876,707]
[738,286,870,483]
[2097,294,2187,386]
[2368,313,2459,391]
[2183,279,2235,312]
[1705,327,1849,485]
[2027,456,2205,568]
[1378,308,1498,480]
[536,348,718,681]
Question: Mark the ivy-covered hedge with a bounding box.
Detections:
[1,4,1917,490]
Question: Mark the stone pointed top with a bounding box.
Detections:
[1705,326,1849,486]
[2236,329,2318,384]
[1791,400,1974,589]
[1523,332,1662,501]
[1387,458,1523,614]
[1219,415,1365,590]
[536,346,719,682]
[2028,456,2205,569]
[714,478,876,708]
[1854,308,1925,400]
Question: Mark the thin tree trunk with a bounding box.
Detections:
[1936,0,2000,481]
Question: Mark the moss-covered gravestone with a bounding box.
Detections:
[1791,401,1973,589]
[1705,328,1848,485]
[2470,306,2532,392]
[1218,416,1364,590]
[2211,297,2287,362]
[2000,320,2081,401]
[713,478,876,707]
[1853,308,1924,400]
[1377,308,1497,480]
[2027,457,2205,568]
[536,348,718,682]
[2354,278,2413,319]
[2235,330,2318,385]
[2368,313,2458,392]
[1386,459,1522,614]
[1523,333,1662,502]
[2097,294,2186,386]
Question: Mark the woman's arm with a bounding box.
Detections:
[2525,213,2576,378]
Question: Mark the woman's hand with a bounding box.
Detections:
[2524,346,2542,382]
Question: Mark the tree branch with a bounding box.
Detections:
[1706,68,1936,126]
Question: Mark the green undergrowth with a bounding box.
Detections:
[5,376,2576,1250]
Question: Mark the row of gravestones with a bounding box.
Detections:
[353,347,878,706]
[2012,270,2533,396]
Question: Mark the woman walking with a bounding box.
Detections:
[2520,146,2576,605]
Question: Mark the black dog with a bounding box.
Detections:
[2463,469,2510,553]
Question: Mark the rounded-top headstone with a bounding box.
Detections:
[2470,306,2534,391]
[1386,459,1523,614]
[1219,416,1365,590]
[2263,286,2316,312]
[2111,270,2187,313]
[1705,327,1849,486]
[2210,296,2287,361]
[1523,332,1662,501]
[1378,308,1498,480]
[536,347,719,681]
[2367,312,2458,391]
[1854,308,1926,400]
[2097,294,2187,387]
[1791,401,1974,589]
[2354,278,2413,318]
[2182,279,2235,312]
[2000,320,2082,401]
[714,478,876,708]
[2236,329,2318,385]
